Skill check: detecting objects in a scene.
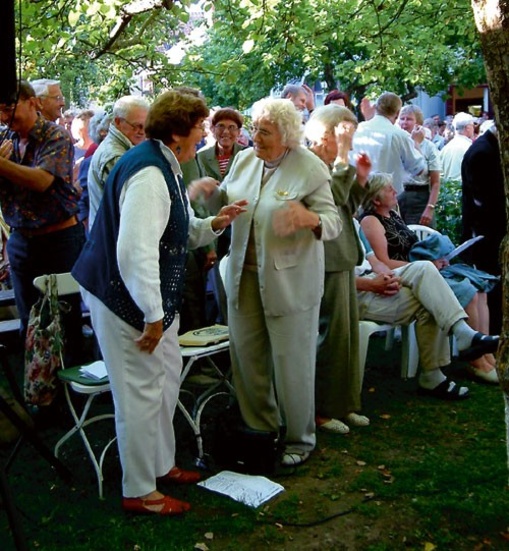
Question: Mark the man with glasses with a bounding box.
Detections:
[88,95,149,228]
[0,80,85,371]
[30,78,66,123]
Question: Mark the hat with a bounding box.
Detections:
[452,112,475,131]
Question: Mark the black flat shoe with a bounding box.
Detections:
[458,332,499,362]
[417,379,470,401]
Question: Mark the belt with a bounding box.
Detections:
[403,185,429,192]
[14,216,78,238]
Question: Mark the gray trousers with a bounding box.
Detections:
[316,270,361,418]
[228,269,318,453]
[357,261,466,371]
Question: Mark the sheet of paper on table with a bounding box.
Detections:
[79,360,108,380]
[197,470,284,508]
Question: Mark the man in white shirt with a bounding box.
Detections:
[440,112,475,182]
[352,92,426,194]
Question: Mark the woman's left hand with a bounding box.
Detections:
[211,199,248,231]
[135,319,163,354]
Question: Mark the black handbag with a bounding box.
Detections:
[212,402,284,476]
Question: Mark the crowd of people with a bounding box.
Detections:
[0,79,503,516]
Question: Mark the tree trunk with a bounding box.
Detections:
[471,0,509,477]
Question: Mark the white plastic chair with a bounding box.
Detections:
[408,224,460,358]
[359,321,420,380]
[33,273,115,499]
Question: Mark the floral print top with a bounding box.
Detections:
[0,116,78,229]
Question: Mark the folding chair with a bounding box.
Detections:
[32,273,116,499]
[177,256,235,467]
[178,337,233,467]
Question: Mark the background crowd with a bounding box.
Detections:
[0,79,503,515]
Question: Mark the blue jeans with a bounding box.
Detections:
[7,223,86,363]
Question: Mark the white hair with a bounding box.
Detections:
[452,112,475,132]
[251,98,303,149]
[30,79,61,97]
[113,96,150,119]
[305,104,357,144]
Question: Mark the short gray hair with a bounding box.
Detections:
[89,110,112,144]
[305,104,357,144]
[452,112,475,132]
[423,117,438,131]
[113,95,150,120]
[399,104,424,125]
[30,79,61,97]
[251,98,303,149]
[281,84,304,100]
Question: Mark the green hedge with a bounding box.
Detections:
[435,179,462,245]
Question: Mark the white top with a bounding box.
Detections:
[403,138,441,187]
[440,134,472,182]
[352,115,426,194]
[117,140,221,324]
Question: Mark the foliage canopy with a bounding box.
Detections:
[16,0,484,109]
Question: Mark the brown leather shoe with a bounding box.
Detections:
[122,495,191,515]
[157,466,201,485]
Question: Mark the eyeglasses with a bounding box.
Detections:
[194,122,206,131]
[251,125,272,137]
[215,123,239,133]
[40,95,65,102]
[120,118,145,132]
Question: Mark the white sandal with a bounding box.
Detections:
[317,418,350,434]
[346,412,370,427]
[281,450,310,467]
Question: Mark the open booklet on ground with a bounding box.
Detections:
[197,470,284,508]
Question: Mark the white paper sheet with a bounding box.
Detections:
[197,470,284,508]
[79,360,108,380]
[444,235,484,261]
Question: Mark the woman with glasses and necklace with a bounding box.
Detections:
[190,97,341,467]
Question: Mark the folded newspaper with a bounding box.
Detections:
[79,360,108,381]
[198,470,284,508]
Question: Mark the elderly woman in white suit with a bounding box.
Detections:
[190,98,341,466]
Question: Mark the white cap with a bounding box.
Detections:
[452,112,475,131]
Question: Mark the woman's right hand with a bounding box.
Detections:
[135,319,163,354]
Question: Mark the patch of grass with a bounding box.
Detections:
[3,338,509,550]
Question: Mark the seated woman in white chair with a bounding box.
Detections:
[360,172,499,384]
